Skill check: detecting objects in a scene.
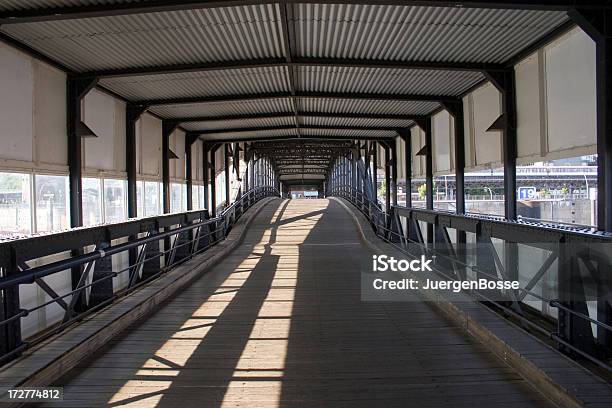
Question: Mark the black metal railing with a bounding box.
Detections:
[0,186,278,364]
[330,185,612,374]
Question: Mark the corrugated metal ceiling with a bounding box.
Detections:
[291,3,568,63]
[300,128,397,138]
[0,0,135,11]
[100,66,290,100]
[1,4,283,71]
[182,116,295,132]
[0,1,572,149]
[148,98,294,119]
[297,98,439,116]
[297,66,484,96]
[299,116,414,129]
[199,127,298,141]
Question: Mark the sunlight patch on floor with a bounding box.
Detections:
[108,201,325,407]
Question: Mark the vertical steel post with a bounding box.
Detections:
[210,144,218,217]
[243,142,251,193]
[400,129,412,208]
[486,71,517,220]
[384,143,391,213]
[126,104,147,218]
[203,143,210,212]
[162,121,178,214]
[445,101,467,279]
[67,78,98,228]
[67,77,97,317]
[568,8,612,349]
[444,102,465,215]
[415,118,433,245]
[224,144,230,207]
[568,9,611,231]
[391,141,398,207]
[372,142,378,202]
[185,134,198,211]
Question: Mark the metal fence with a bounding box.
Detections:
[0,186,278,364]
[330,184,612,375]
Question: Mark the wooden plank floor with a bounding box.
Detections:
[37,199,554,407]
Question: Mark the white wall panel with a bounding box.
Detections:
[463,96,475,169]
[215,147,224,173]
[33,61,67,167]
[83,89,126,173]
[377,144,385,170]
[170,129,185,181]
[432,110,454,175]
[545,28,596,155]
[137,113,162,178]
[471,83,502,169]
[0,44,33,163]
[515,51,544,162]
[191,140,204,182]
[396,137,406,180]
[411,126,425,177]
[113,98,126,172]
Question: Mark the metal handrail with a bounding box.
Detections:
[329,185,612,374]
[0,186,279,364]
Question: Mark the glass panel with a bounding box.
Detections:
[82,178,102,226]
[104,179,126,223]
[433,174,455,212]
[0,172,31,237]
[199,185,205,209]
[192,185,199,210]
[182,184,187,211]
[465,167,505,217]
[376,173,385,205]
[516,155,597,227]
[144,181,160,217]
[411,177,426,209]
[136,181,144,218]
[35,174,69,233]
[170,183,182,213]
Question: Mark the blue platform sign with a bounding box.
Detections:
[518,186,536,200]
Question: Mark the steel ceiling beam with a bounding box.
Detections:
[138,91,453,106]
[199,135,395,143]
[196,125,401,134]
[0,1,608,25]
[278,1,300,134]
[175,112,421,123]
[78,58,501,79]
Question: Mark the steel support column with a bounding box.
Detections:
[391,141,398,207]
[399,129,412,208]
[162,121,179,214]
[415,117,433,244]
[185,133,198,211]
[444,101,467,278]
[568,9,612,231]
[210,144,218,217]
[486,70,517,220]
[203,143,210,212]
[67,77,98,228]
[372,142,378,202]
[568,7,612,350]
[224,144,230,207]
[244,143,250,193]
[67,77,98,317]
[125,104,147,218]
[384,143,391,213]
